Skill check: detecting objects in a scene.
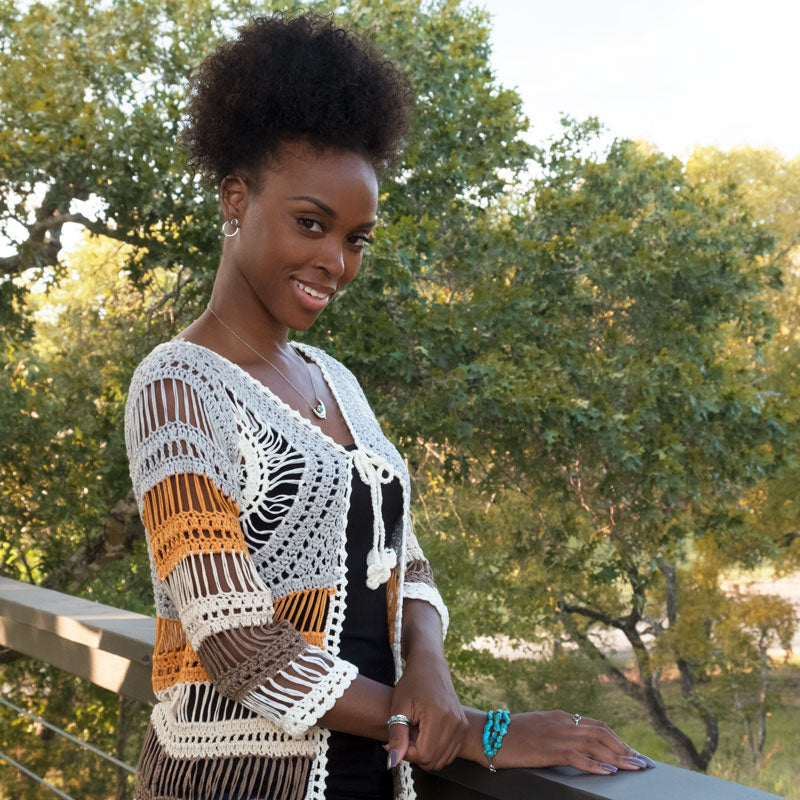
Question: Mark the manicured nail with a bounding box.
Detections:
[624,755,647,768]
[387,749,400,769]
[633,751,657,768]
[600,763,618,773]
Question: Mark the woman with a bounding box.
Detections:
[125,13,654,800]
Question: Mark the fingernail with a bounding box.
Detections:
[633,751,657,768]
[624,755,647,768]
[387,749,400,769]
[600,763,618,773]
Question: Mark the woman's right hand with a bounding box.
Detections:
[459,709,652,775]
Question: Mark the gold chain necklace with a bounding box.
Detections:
[206,305,327,419]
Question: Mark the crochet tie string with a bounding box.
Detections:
[351,448,398,589]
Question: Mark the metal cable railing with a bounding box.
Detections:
[1,574,787,800]
[0,749,77,800]
[0,693,136,798]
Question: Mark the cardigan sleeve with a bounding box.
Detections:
[125,371,358,737]
[402,524,450,639]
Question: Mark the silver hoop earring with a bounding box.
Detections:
[221,218,239,237]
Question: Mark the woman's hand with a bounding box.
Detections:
[386,648,469,771]
[460,709,650,775]
[387,598,468,771]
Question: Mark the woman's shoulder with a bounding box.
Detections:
[124,339,243,499]
[127,338,241,404]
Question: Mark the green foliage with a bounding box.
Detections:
[686,147,800,569]
[392,129,798,771]
[0,234,172,587]
[0,659,149,800]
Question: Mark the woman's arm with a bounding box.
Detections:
[457,708,647,774]
[127,374,360,737]
[384,598,469,770]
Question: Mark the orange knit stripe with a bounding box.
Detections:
[273,586,336,650]
[386,568,399,644]
[152,616,210,692]
[142,473,247,580]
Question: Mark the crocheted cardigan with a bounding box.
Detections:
[125,339,448,800]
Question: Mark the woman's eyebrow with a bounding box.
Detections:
[287,195,337,217]
[287,195,377,228]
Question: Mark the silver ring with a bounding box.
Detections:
[572,713,582,726]
[221,218,239,237]
[386,714,412,728]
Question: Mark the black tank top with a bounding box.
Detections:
[324,444,401,800]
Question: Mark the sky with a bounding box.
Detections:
[477,0,800,160]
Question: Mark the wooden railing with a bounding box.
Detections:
[0,575,786,800]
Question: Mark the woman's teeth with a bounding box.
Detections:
[296,281,328,300]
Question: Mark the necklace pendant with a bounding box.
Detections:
[312,401,327,420]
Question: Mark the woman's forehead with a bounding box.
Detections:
[262,141,379,214]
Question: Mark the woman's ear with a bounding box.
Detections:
[220,174,248,222]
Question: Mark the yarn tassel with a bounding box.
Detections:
[135,722,311,800]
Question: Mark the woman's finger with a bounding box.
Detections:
[570,714,636,756]
[566,750,623,775]
[414,715,464,767]
[408,720,462,771]
[384,718,412,768]
[576,735,645,771]
[425,734,463,772]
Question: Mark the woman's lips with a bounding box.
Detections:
[291,277,333,311]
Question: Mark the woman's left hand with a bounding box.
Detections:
[386,647,468,771]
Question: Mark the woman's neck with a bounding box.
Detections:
[207,268,291,358]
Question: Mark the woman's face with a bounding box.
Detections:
[222,140,379,333]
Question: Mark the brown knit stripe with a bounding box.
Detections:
[273,586,335,650]
[142,473,247,580]
[152,616,210,692]
[152,587,335,695]
[134,721,312,800]
[405,558,437,590]
[196,620,309,703]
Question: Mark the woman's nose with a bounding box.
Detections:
[316,240,346,278]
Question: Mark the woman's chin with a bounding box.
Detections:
[286,310,324,332]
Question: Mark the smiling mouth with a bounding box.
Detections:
[292,278,334,302]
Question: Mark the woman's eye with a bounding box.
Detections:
[349,234,374,249]
[298,218,323,232]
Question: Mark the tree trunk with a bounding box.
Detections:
[561,584,716,772]
[658,560,719,769]
[755,636,769,761]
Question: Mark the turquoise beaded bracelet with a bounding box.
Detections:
[482,708,510,772]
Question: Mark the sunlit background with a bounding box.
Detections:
[480,0,799,158]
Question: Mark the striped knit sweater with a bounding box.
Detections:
[125,339,448,800]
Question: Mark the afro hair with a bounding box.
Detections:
[181,13,413,184]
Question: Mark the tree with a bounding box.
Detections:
[358,128,795,771]
[686,147,800,566]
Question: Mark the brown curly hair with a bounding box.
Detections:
[181,12,412,184]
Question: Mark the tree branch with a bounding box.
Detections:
[557,607,644,703]
[559,601,627,630]
[41,491,142,594]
